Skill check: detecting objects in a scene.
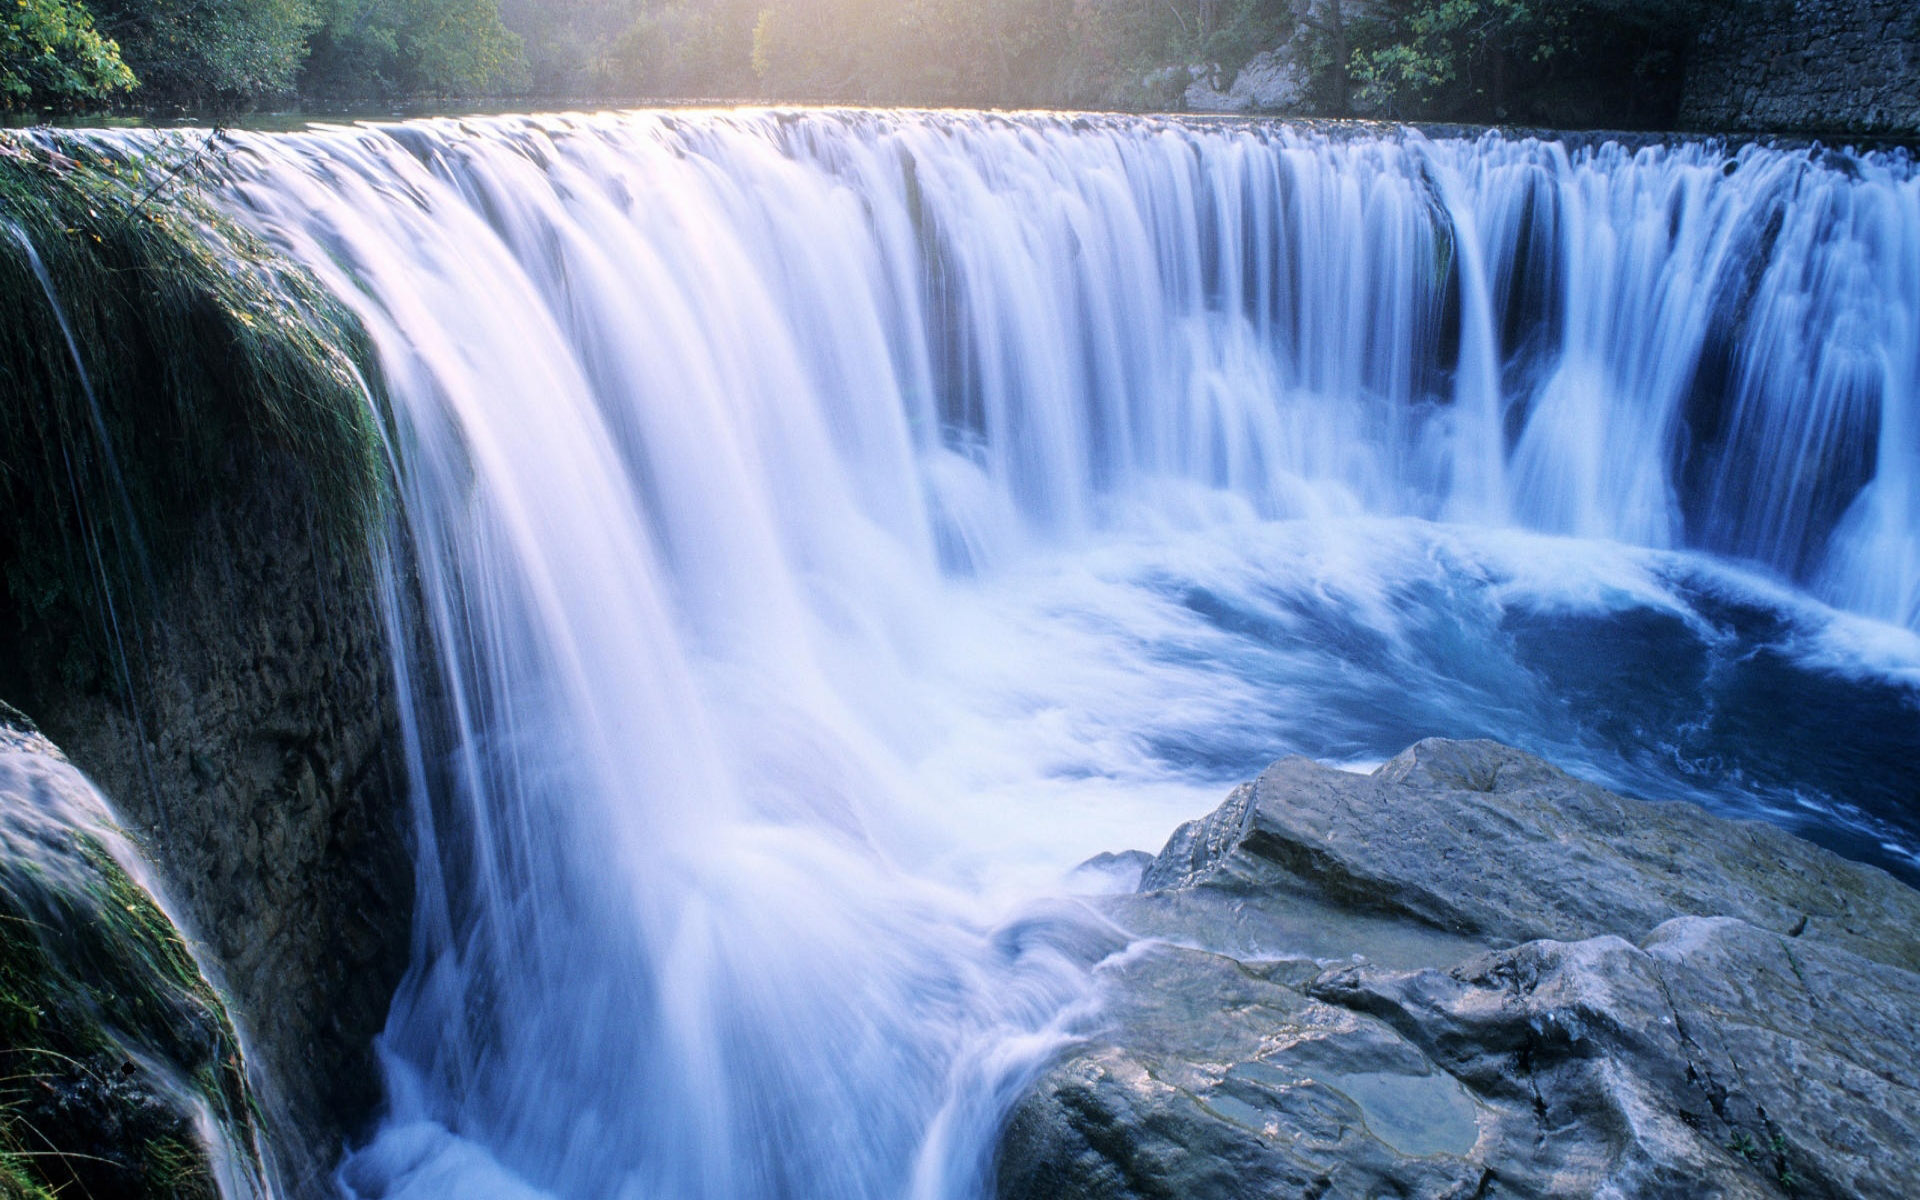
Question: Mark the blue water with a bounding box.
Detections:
[68,109,1914,1198]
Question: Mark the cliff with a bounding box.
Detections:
[0,132,413,1194]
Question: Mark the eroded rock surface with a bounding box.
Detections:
[999,739,1920,1199]
[1183,51,1310,114]
[17,465,413,1194]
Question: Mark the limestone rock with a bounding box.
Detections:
[999,740,1920,1199]
[1184,66,1246,115]
[14,459,414,1194]
[1184,50,1311,114]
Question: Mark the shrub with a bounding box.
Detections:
[0,0,136,110]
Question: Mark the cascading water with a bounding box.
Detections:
[80,110,1920,1198]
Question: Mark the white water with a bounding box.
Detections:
[118,109,1920,1198]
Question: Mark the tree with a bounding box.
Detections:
[302,0,525,98]
[1349,0,1730,126]
[1296,0,1349,113]
[88,0,317,101]
[498,0,630,94]
[0,0,137,108]
[594,0,759,99]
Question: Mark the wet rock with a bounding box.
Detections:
[1069,850,1156,894]
[999,739,1920,1199]
[13,461,414,1194]
[1141,739,1920,970]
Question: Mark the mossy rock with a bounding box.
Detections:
[0,129,389,700]
[0,707,267,1199]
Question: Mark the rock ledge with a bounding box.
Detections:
[999,739,1920,1200]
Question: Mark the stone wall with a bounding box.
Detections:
[1681,0,1920,136]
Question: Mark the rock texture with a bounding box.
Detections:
[1184,51,1311,115]
[1681,0,1920,136]
[999,739,1920,1199]
[11,461,413,1197]
[1,136,414,1194]
[1182,0,1386,116]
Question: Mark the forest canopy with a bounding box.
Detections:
[2,0,1735,127]
[2,0,525,108]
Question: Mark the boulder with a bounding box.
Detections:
[20,457,414,1194]
[999,739,1920,1199]
[1184,51,1311,115]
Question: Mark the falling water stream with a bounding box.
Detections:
[53,110,1920,1199]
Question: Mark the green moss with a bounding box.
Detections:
[0,821,252,1199]
[0,130,389,699]
[0,1153,58,1200]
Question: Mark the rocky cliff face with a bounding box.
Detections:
[1,135,415,1196]
[18,461,414,1197]
[1681,0,1920,137]
[999,740,1920,1199]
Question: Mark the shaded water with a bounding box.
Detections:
[58,110,1920,1198]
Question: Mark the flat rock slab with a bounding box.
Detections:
[1000,739,1920,1199]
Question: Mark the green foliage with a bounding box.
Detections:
[304,0,526,98]
[740,0,1193,107]
[593,0,759,98]
[88,0,317,101]
[6,0,529,109]
[0,132,387,697]
[0,0,1748,114]
[497,0,623,93]
[1350,0,1559,114]
[1188,0,1297,78]
[0,0,135,110]
[1350,0,1729,126]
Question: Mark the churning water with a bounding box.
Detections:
[119,110,1920,1197]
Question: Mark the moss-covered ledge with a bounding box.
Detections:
[0,703,268,1200]
[0,131,415,1196]
[0,129,386,690]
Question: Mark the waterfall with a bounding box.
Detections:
[95,110,1916,1198]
